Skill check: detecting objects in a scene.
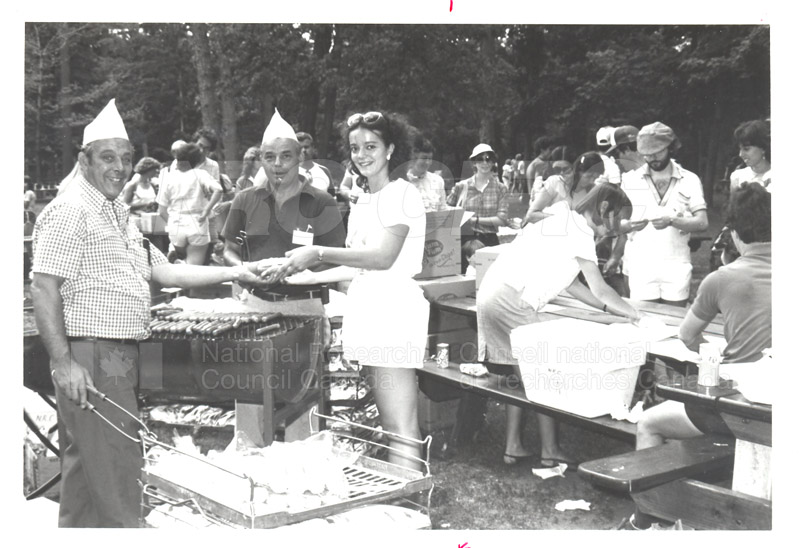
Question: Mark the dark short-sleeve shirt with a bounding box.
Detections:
[690,243,772,363]
[222,182,346,260]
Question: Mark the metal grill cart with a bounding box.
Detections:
[138,408,434,529]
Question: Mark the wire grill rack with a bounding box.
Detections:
[140,408,433,528]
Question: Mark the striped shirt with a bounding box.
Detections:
[32,176,168,340]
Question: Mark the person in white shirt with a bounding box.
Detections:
[261,111,429,472]
[296,131,334,195]
[478,183,641,467]
[618,122,709,307]
[406,135,447,211]
[711,119,771,267]
[729,119,771,192]
[192,128,221,181]
[157,142,223,264]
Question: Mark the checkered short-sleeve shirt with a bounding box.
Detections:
[446,175,510,234]
[33,177,167,339]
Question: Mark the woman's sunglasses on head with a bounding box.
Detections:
[347,112,384,127]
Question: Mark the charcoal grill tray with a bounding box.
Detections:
[141,411,433,528]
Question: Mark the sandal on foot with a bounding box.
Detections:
[539,457,579,471]
[503,453,540,466]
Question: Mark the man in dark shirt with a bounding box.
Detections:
[222,110,345,271]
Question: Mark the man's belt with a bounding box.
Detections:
[67,336,139,345]
[251,284,329,304]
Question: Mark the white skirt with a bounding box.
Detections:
[341,271,430,368]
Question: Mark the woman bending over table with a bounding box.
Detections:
[478,183,641,467]
[260,111,430,472]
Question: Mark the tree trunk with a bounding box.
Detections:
[317,25,341,161]
[189,23,221,135]
[178,71,185,135]
[478,29,496,146]
[32,25,43,183]
[58,23,72,174]
[701,85,725,208]
[209,25,238,177]
[298,25,333,136]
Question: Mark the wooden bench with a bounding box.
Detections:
[417,360,637,444]
[577,434,735,493]
[577,436,770,530]
[576,376,773,530]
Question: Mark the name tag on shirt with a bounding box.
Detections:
[292,228,314,246]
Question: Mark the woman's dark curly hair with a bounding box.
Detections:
[727,182,771,243]
[733,119,770,162]
[341,111,414,184]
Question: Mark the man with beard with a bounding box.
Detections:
[618,122,708,306]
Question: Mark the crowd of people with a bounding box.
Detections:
[28,95,771,528]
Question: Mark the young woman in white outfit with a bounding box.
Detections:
[262,111,429,471]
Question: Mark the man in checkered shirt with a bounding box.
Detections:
[31,99,267,527]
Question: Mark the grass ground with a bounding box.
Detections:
[22,187,727,529]
[425,187,727,530]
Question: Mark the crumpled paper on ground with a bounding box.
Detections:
[555,499,591,512]
[531,463,567,479]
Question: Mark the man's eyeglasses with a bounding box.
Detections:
[347,112,384,128]
[472,155,495,163]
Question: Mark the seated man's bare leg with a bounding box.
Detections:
[636,400,703,450]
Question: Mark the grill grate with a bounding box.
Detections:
[344,465,405,498]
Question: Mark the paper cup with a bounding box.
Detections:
[698,343,722,387]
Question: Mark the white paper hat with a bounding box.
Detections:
[262,109,298,144]
[82,99,129,145]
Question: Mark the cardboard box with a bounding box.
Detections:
[510,318,646,418]
[139,212,167,234]
[417,274,476,303]
[415,207,463,280]
[473,243,512,290]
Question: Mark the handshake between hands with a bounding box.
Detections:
[247,246,320,287]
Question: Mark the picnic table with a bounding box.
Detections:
[578,376,771,529]
[419,283,724,452]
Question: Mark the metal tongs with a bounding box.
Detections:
[85,385,152,444]
[86,387,257,499]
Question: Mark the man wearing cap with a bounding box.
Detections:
[222,109,345,271]
[31,99,268,527]
[618,121,708,306]
[606,125,644,174]
[600,125,645,286]
[594,125,622,185]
